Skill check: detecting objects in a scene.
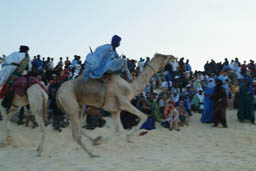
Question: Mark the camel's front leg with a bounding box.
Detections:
[121,101,148,142]
[0,106,8,146]
[80,113,104,144]
[92,111,124,146]
[0,106,18,146]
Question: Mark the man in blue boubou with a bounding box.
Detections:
[83,35,132,82]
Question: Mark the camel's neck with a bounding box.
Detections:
[130,60,159,96]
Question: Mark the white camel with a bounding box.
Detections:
[56,53,176,157]
[0,83,48,156]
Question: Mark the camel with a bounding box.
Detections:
[56,53,176,157]
[0,83,48,156]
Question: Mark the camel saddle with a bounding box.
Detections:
[11,76,48,97]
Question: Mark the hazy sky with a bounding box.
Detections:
[1,0,256,70]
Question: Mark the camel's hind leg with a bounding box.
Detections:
[28,93,46,157]
[0,105,18,146]
[71,113,98,158]
[120,101,148,142]
[57,94,98,157]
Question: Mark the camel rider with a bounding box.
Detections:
[0,45,31,109]
[83,35,132,82]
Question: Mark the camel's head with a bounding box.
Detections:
[151,53,177,68]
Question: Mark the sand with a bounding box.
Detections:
[1,110,256,171]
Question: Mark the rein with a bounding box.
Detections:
[147,64,156,74]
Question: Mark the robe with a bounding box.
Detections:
[237,85,255,122]
[0,52,31,87]
[201,86,214,123]
[212,86,228,127]
[83,44,131,81]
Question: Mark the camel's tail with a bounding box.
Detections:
[56,92,65,114]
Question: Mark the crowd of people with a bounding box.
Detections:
[1,52,255,133]
[0,38,255,133]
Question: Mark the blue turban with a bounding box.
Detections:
[111,35,121,48]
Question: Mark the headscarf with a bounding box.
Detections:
[19,45,29,53]
[111,35,121,49]
[207,78,215,88]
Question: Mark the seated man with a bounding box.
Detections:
[139,99,155,130]
[191,88,204,113]
[83,35,132,82]
[146,92,163,122]
[83,106,106,130]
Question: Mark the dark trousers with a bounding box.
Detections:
[213,104,227,127]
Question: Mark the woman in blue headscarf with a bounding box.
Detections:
[201,78,215,123]
[237,78,255,124]
[83,35,132,82]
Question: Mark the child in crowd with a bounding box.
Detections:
[164,100,180,131]
[176,100,189,126]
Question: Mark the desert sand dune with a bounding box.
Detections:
[1,110,256,171]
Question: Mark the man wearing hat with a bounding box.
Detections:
[0,45,31,109]
[83,35,132,82]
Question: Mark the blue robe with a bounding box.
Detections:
[83,44,126,81]
[201,86,215,123]
[140,117,155,130]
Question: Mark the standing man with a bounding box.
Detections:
[212,79,228,128]
[237,78,255,124]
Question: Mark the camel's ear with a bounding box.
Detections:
[167,55,177,61]
[154,53,159,57]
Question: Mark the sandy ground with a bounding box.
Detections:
[0,110,256,171]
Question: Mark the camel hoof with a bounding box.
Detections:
[90,153,100,158]
[126,135,133,143]
[36,146,40,152]
[36,147,43,157]
[0,142,6,148]
[6,136,14,145]
[92,136,103,146]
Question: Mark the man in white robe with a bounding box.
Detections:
[0,46,31,87]
[0,45,31,109]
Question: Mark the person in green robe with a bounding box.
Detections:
[146,93,163,122]
[237,78,255,124]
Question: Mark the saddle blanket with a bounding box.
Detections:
[0,76,48,98]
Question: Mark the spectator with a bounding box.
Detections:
[176,100,189,126]
[164,100,180,131]
[212,79,228,128]
[65,57,71,67]
[146,93,163,122]
[201,78,215,123]
[237,78,255,124]
[191,88,204,113]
